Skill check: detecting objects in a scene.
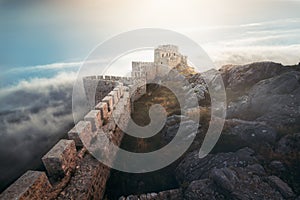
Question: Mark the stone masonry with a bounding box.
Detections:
[0,82,132,200]
[0,45,188,200]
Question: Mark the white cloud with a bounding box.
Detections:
[204,45,300,67]
[188,18,300,67]
[0,71,77,100]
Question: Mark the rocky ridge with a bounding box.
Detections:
[120,62,300,200]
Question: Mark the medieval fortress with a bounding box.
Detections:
[0,45,188,200]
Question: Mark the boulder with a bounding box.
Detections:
[267,176,295,199]
[276,133,300,154]
[184,179,224,200]
[219,62,293,97]
[175,147,257,183]
[227,71,300,128]
[225,123,277,146]
[178,147,294,200]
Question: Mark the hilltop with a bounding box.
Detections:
[119,61,300,200]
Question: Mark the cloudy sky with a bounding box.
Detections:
[0,0,300,192]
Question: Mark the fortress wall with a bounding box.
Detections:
[0,45,188,200]
[0,171,52,200]
[42,140,77,181]
[83,76,132,107]
[0,83,131,200]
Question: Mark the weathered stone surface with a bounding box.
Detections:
[84,110,102,132]
[267,176,295,199]
[112,90,131,130]
[0,170,51,200]
[95,102,109,120]
[175,147,257,183]
[108,90,119,106]
[117,85,124,97]
[162,115,198,144]
[68,121,92,147]
[210,168,238,192]
[225,123,277,146]
[103,95,114,112]
[226,69,300,128]
[219,62,292,97]
[113,87,121,99]
[57,154,110,200]
[276,133,300,155]
[179,153,289,200]
[120,188,182,200]
[83,77,117,106]
[42,139,76,180]
[184,179,224,200]
[269,160,286,173]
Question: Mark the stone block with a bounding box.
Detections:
[0,170,51,200]
[95,102,109,120]
[117,85,124,97]
[102,96,113,112]
[68,121,92,147]
[84,110,102,132]
[113,87,121,99]
[42,140,76,180]
[108,90,119,106]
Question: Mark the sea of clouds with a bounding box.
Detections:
[0,71,77,191]
[193,18,300,67]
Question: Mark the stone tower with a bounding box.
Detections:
[154,45,187,77]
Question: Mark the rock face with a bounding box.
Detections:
[224,62,300,129]
[276,133,300,155]
[42,139,77,181]
[119,62,300,200]
[224,123,277,147]
[220,62,292,96]
[175,147,257,183]
[176,148,295,200]
[267,176,296,199]
[0,171,52,200]
[122,147,296,200]
[119,188,183,200]
[187,73,210,105]
[162,115,199,144]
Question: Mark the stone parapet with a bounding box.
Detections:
[68,121,92,147]
[42,140,77,180]
[0,171,52,200]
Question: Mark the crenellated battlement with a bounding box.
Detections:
[0,82,132,200]
[0,45,189,200]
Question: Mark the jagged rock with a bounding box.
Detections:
[245,163,266,176]
[175,147,257,184]
[225,123,277,147]
[187,73,210,105]
[126,195,139,200]
[165,115,189,127]
[250,71,300,126]
[162,115,199,143]
[276,133,300,154]
[175,146,298,199]
[184,179,225,200]
[219,62,293,97]
[226,95,250,119]
[120,189,182,200]
[267,176,295,199]
[181,161,288,200]
[226,70,300,128]
[269,161,286,173]
[210,168,238,192]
